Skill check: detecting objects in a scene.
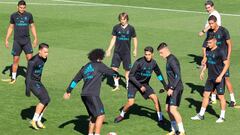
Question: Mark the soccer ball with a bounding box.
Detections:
[108,132,117,135]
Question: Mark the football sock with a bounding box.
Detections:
[12,72,17,80]
[178,122,185,133]
[37,113,43,122]
[32,113,40,121]
[114,78,119,87]
[230,93,236,102]
[157,112,163,121]
[120,110,126,117]
[199,107,206,116]
[220,110,225,118]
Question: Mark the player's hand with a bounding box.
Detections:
[198,31,204,37]
[200,72,204,80]
[140,86,146,93]
[5,40,9,49]
[63,92,71,100]
[133,49,137,57]
[167,89,173,96]
[106,49,111,57]
[32,38,38,48]
[215,76,222,83]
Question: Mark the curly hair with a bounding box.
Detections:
[88,48,105,61]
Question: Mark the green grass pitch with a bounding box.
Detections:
[0,0,240,135]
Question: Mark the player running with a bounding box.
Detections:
[114,46,167,124]
[25,43,50,130]
[191,35,229,123]
[106,12,138,91]
[64,49,119,135]
[157,42,185,135]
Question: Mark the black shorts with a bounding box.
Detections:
[30,81,50,105]
[111,52,131,71]
[11,40,33,56]
[166,88,183,107]
[127,82,155,100]
[81,96,105,117]
[204,79,225,95]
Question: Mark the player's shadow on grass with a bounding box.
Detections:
[2,65,27,78]
[185,98,219,118]
[102,74,126,89]
[20,106,47,122]
[119,104,171,132]
[58,115,108,134]
[188,54,202,66]
[185,82,204,97]
[59,115,89,135]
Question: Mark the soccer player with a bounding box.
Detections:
[114,46,167,124]
[202,15,236,107]
[25,43,50,130]
[157,43,185,135]
[63,49,119,135]
[4,0,38,84]
[191,35,229,123]
[106,12,138,91]
[199,0,221,36]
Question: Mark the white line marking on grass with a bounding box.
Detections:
[1,0,240,17]
[53,0,240,17]
[0,1,106,6]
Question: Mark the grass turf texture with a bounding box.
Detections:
[0,0,240,135]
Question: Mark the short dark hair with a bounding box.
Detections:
[206,32,216,41]
[208,15,217,22]
[157,42,168,51]
[118,12,129,21]
[88,48,105,61]
[205,0,214,7]
[144,46,154,53]
[39,43,49,50]
[18,0,26,6]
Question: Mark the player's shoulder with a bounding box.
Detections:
[127,24,135,29]
[24,11,33,16]
[29,54,38,62]
[169,54,179,63]
[113,24,121,28]
[10,12,18,17]
[136,57,144,62]
[216,47,225,54]
[218,26,228,32]
[151,58,157,64]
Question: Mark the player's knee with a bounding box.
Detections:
[203,92,210,99]
[41,96,51,105]
[128,100,134,106]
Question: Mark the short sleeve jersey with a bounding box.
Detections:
[203,26,230,54]
[112,24,136,54]
[206,47,227,80]
[10,11,34,42]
